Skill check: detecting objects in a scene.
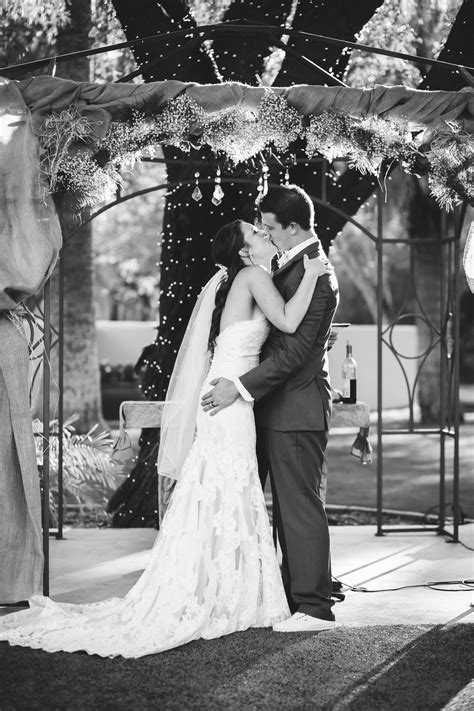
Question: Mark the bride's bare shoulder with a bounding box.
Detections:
[236,266,272,284]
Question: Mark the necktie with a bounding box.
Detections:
[270,254,280,273]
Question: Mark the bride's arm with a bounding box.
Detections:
[244,257,329,334]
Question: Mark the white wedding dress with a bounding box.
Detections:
[0,314,289,658]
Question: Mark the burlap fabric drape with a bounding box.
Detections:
[0,77,62,310]
[0,77,62,601]
[0,317,43,603]
[17,76,474,138]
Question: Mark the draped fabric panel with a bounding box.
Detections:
[16,76,474,141]
[0,77,62,312]
[0,75,469,583]
[0,317,43,603]
[286,84,474,131]
[0,78,60,601]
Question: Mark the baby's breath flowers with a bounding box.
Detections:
[425,122,474,211]
[38,107,97,195]
[57,151,120,208]
[37,93,472,212]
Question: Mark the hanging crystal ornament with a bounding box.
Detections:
[211,166,224,206]
[191,170,202,202]
[256,175,264,204]
[283,166,290,186]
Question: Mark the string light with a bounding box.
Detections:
[95,6,470,526]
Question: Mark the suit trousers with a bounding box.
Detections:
[259,428,335,621]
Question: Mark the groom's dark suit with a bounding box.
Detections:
[239,240,339,620]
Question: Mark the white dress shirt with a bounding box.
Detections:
[277,235,320,267]
[234,236,320,402]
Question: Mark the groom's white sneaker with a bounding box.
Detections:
[273,612,336,632]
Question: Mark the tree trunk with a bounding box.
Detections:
[299,0,474,246]
[407,0,473,423]
[419,0,474,91]
[53,200,104,432]
[308,0,473,422]
[408,178,446,423]
[274,0,384,86]
[108,0,472,523]
[109,1,216,525]
[107,0,387,526]
[271,0,383,250]
[52,0,104,432]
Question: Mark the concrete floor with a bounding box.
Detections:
[3,525,472,627]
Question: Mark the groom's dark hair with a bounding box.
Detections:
[258,184,314,230]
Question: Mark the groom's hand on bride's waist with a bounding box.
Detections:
[201,378,239,415]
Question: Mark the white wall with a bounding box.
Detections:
[96,320,157,366]
[96,321,418,411]
[328,325,418,410]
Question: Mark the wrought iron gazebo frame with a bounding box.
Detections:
[2,22,469,596]
[36,175,466,595]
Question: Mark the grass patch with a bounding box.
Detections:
[1,624,472,710]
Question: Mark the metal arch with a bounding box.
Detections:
[269,36,347,88]
[310,196,378,244]
[62,176,380,247]
[381,317,444,432]
[376,197,467,539]
[386,313,436,360]
[26,9,468,598]
[403,336,442,417]
[116,34,211,84]
[41,165,379,595]
[39,169,467,595]
[27,295,60,402]
[408,238,443,339]
[2,22,473,78]
[380,337,417,429]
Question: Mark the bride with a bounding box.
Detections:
[0,219,329,658]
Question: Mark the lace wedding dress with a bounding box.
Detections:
[0,314,289,658]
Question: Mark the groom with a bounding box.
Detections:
[202,185,340,631]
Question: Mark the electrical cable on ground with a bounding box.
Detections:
[332,576,474,594]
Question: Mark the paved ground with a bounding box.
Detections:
[109,419,474,519]
[3,526,472,627]
[325,422,474,518]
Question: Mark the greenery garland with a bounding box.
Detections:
[38,90,473,211]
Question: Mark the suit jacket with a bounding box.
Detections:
[239,241,339,431]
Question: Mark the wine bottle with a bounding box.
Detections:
[342,341,357,404]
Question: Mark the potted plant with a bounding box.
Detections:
[34,415,125,526]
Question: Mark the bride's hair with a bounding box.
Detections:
[208,220,245,352]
